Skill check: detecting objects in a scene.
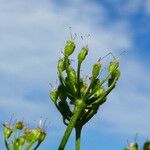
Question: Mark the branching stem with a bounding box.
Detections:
[58,101,85,150]
[75,126,82,150]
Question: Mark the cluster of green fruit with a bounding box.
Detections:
[50,39,121,150]
[3,120,46,150]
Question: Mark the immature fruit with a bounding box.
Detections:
[38,130,46,143]
[92,61,101,78]
[143,141,150,150]
[15,121,24,130]
[25,128,41,143]
[67,66,76,85]
[24,128,32,143]
[58,58,65,74]
[78,47,88,63]
[3,122,12,139]
[64,40,75,57]
[50,89,59,104]
[108,60,119,73]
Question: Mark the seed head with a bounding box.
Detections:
[15,121,24,130]
[64,40,75,57]
[92,60,101,79]
[108,60,119,73]
[78,47,88,64]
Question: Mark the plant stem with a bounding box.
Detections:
[58,103,84,150]
[75,126,82,150]
[77,62,81,97]
[33,142,41,150]
[4,139,10,150]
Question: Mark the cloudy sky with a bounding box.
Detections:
[0,0,150,149]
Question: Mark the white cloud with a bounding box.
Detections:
[0,0,132,83]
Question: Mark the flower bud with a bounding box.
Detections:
[64,40,75,57]
[78,47,88,64]
[143,141,150,150]
[29,129,40,143]
[67,66,76,85]
[15,121,24,130]
[50,89,59,104]
[58,58,65,74]
[92,61,101,78]
[38,130,46,143]
[3,122,12,139]
[24,128,32,143]
[108,60,119,73]
[25,128,41,143]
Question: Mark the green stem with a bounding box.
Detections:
[58,102,84,150]
[4,139,10,150]
[75,127,82,150]
[33,142,41,150]
[77,62,81,97]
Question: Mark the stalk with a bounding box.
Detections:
[4,140,10,150]
[75,126,82,150]
[77,62,81,97]
[33,142,41,150]
[58,101,85,150]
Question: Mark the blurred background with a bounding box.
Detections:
[0,0,150,149]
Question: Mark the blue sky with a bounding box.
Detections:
[0,0,150,149]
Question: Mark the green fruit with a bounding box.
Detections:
[108,60,119,73]
[78,47,88,63]
[50,89,59,103]
[92,61,101,78]
[15,121,24,130]
[3,122,12,139]
[64,40,75,57]
[144,141,150,150]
